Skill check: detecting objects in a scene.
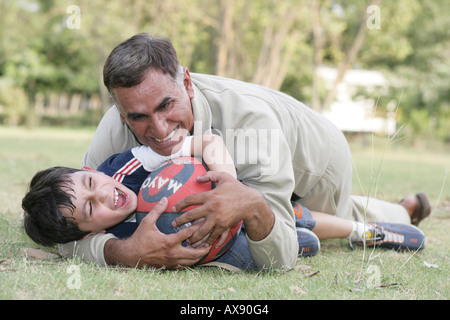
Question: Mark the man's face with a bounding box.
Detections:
[62,169,137,233]
[113,68,195,156]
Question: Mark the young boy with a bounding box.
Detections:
[22,134,426,271]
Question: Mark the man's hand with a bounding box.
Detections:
[172,171,275,246]
[104,197,210,269]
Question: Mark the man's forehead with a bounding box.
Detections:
[113,86,171,113]
[115,69,174,95]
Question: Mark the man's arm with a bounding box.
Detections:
[103,228,209,268]
[171,119,299,270]
[61,198,210,268]
[104,198,210,268]
[172,171,298,270]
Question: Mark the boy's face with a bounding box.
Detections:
[62,169,138,234]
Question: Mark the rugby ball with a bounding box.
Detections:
[136,156,242,264]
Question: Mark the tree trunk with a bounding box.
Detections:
[216,0,234,77]
[311,0,324,111]
[322,0,381,111]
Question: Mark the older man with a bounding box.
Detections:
[61,33,428,270]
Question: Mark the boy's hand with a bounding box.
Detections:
[104,197,210,269]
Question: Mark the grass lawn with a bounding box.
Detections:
[0,125,448,301]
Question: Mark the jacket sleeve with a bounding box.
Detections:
[237,138,299,271]
[191,76,300,271]
[225,108,299,270]
[59,233,117,266]
[246,214,298,270]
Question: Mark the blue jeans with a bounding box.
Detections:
[214,228,259,271]
[214,203,316,271]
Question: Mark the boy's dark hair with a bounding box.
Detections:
[103,33,181,95]
[22,167,90,247]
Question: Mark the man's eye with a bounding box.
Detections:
[89,177,92,188]
[128,114,147,122]
[157,100,174,112]
[89,202,92,216]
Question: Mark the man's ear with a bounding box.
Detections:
[183,67,195,99]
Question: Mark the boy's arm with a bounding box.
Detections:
[133,134,236,179]
[131,137,193,172]
[190,135,237,179]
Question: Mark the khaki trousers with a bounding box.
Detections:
[295,128,411,224]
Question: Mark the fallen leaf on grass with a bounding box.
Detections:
[21,248,61,260]
[423,261,439,269]
[377,283,399,289]
[306,270,320,277]
[289,285,307,295]
[294,264,320,277]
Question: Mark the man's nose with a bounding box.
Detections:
[149,115,170,140]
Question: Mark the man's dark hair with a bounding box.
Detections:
[103,33,181,94]
[22,167,90,247]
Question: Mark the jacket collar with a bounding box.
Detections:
[190,77,213,136]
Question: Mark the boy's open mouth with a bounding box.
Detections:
[114,188,128,209]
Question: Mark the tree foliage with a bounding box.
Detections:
[0,0,449,140]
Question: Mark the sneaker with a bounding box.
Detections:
[297,227,320,257]
[350,222,426,251]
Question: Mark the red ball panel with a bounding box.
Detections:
[137,156,211,213]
